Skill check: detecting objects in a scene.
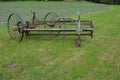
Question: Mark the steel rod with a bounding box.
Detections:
[28,33,91,36]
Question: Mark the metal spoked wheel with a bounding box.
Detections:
[7,13,24,42]
[44,12,61,28]
[44,12,61,36]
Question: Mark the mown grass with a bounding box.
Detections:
[0,1,109,26]
[0,1,120,80]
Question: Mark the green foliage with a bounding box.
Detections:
[48,0,63,1]
[0,0,119,5]
[100,0,120,4]
[100,0,108,3]
[2,0,63,1]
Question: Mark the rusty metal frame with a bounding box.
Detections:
[7,11,94,47]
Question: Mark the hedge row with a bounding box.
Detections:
[0,0,120,4]
[0,0,64,1]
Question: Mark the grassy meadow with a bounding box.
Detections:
[0,1,120,80]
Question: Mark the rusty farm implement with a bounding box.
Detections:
[7,11,94,47]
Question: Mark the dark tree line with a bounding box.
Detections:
[86,0,120,5]
[0,0,120,5]
[0,0,64,1]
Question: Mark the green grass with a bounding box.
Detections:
[0,1,109,26]
[0,1,120,80]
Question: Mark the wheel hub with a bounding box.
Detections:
[17,22,24,33]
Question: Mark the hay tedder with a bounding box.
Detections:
[7,11,94,47]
